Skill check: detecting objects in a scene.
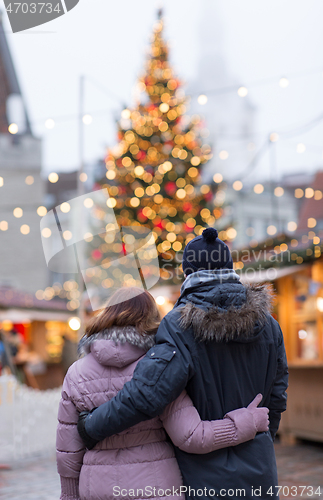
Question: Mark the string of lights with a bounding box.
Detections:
[6,65,323,139]
[194,65,323,101]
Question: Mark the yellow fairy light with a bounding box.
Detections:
[200,208,211,219]
[176,189,186,199]
[146,186,155,196]
[237,86,248,97]
[122,157,132,167]
[135,187,144,197]
[84,198,94,208]
[191,156,201,166]
[63,230,72,240]
[173,241,182,251]
[197,95,208,105]
[130,144,139,155]
[106,170,116,180]
[0,177,3,187]
[308,218,317,228]
[274,186,284,197]
[305,188,314,198]
[80,173,88,182]
[287,221,297,232]
[84,233,93,242]
[130,197,140,207]
[176,178,186,188]
[295,188,304,198]
[125,131,135,143]
[0,221,8,231]
[200,185,210,194]
[13,207,23,218]
[121,109,131,119]
[167,79,177,90]
[159,122,168,132]
[233,180,243,191]
[227,227,237,239]
[42,228,51,238]
[167,232,177,242]
[154,194,163,203]
[314,190,323,200]
[48,172,59,183]
[37,206,47,216]
[134,166,144,176]
[8,123,18,134]
[60,202,71,213]
[186,218,196,228]
[20,224,30,235]
[267,225,277,236]
[188,167,198,177]
[254,184,264,194]
[166,222,175,232]
[25,176,34,185]
[159,103,169,113]
[167,110,177,120]
[68,317,81,331]
[219,150,229,160]
[174,135,184,145]
[107,198,117,208]
[213,173,223,183]
[185,185,195,195]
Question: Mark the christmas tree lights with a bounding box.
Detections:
[94,10,217,281]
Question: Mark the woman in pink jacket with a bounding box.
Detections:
[56,287,269,500]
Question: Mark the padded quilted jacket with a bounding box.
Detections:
[56,326,260,500]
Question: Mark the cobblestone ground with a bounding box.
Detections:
[0,441,322,499]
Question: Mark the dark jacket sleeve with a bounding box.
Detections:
[84,310,195,442]
[268,320,289,441]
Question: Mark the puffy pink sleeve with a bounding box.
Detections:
[56,373,85,500]
[160,391,258,454]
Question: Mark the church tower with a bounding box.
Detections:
[188,0,257,181]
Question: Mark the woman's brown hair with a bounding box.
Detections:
[85,287,160,338]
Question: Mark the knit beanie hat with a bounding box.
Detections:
[182,227,233,276]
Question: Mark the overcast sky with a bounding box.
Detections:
[1,0,323,181]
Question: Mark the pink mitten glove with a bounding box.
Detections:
[224,394,269,445]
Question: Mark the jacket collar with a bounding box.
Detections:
[180,269,240,295]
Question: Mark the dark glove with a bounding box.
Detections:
[77,410,99,450]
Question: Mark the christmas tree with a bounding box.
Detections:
[93,10,215,283]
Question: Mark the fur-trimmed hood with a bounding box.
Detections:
[178,271,274,342]
[79,326,155,366]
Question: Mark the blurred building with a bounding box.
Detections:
[0,285,72,389]
[188,0,257,182]
[235,233,323,443]
[0,15,49,293]
[217,182,298,248]
[297,170,323,232]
